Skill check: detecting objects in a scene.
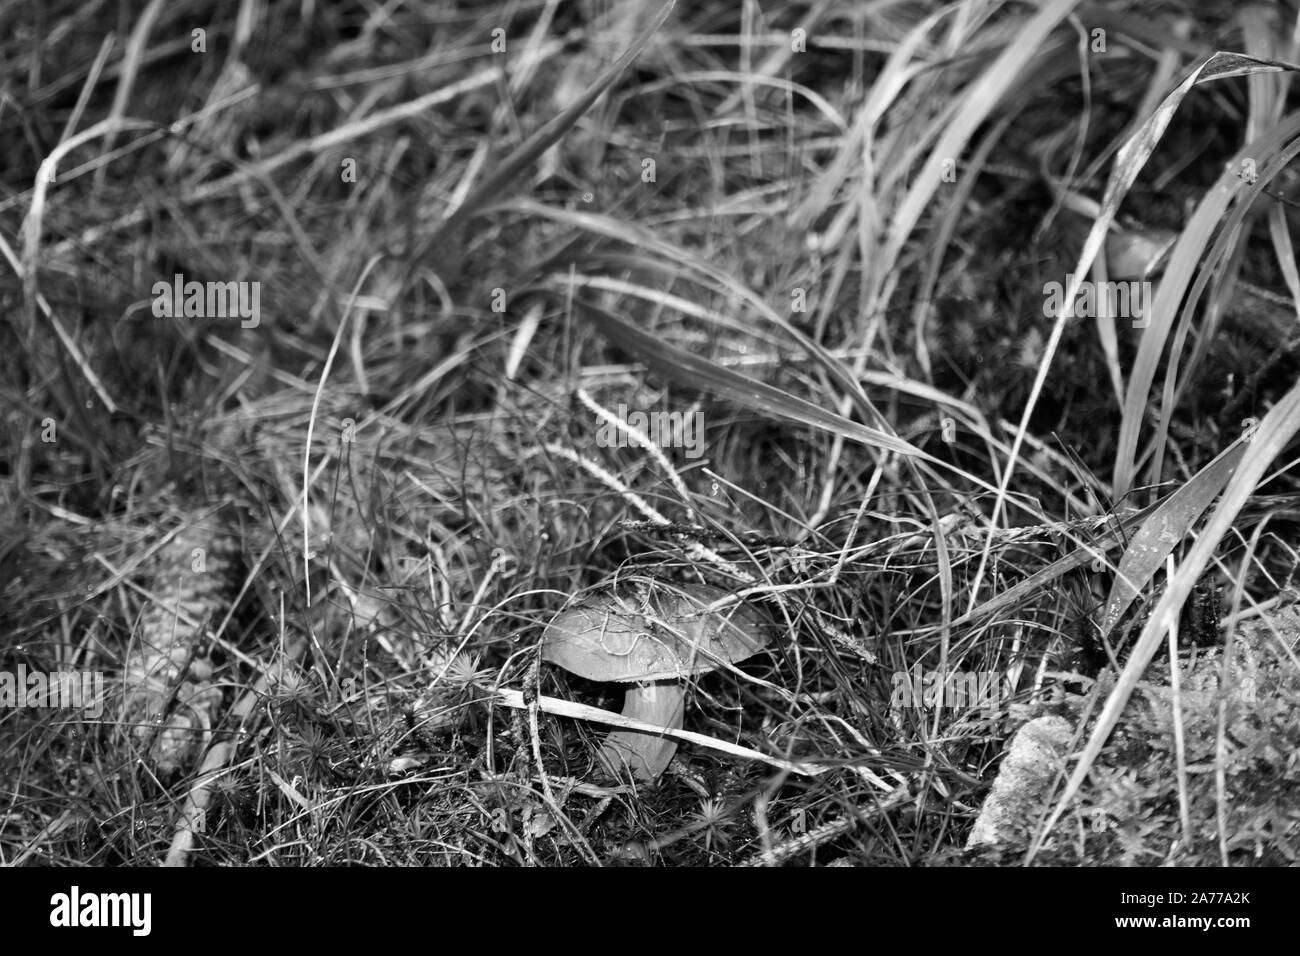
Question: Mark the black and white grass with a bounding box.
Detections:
[2,0,1299,872]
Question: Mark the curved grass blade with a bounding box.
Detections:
[574,298,933,461]
[1145,129,1300,493]
[1102,52,1300,497]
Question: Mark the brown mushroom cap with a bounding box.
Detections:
[541,581,770,683]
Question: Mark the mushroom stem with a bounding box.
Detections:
[597,681,685,782]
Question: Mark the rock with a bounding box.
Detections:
[966,715,1073,848]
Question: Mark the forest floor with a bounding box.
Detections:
[2,0,1299,866]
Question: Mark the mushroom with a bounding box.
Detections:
[541,580,770,782]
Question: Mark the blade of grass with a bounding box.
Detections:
[493,689,828,777]
[573,298,933,461]
[1097,440,1246,639]
[1267,202,1300,322]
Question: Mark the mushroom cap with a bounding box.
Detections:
[541,581,771,683]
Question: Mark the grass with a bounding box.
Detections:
[2,0,1299,866]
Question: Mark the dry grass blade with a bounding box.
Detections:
[493,689,826,778]
[95,0,164,186]
[20,116,153,335]
[574,298,932,461]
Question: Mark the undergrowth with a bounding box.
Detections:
[2,0,1299,866]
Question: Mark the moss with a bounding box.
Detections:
[1004,608,1300,865]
